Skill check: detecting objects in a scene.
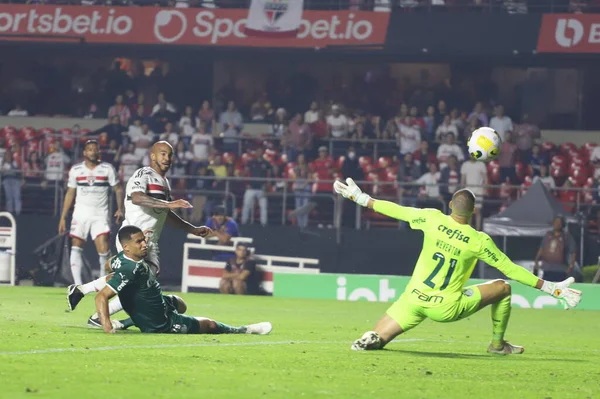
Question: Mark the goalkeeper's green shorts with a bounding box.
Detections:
[386,285,482,332]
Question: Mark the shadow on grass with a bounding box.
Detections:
[383,348,586,362]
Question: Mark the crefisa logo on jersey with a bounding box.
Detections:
[263,0,288,27]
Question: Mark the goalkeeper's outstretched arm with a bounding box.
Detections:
[333,177,416,222]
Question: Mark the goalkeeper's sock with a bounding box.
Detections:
[491,295,512,347]
[211,321,247,334]
[81,276,109,295]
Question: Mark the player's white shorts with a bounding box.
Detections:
[70,216,110,242]
[115,235,160,270]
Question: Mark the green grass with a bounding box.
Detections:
[1,287,599,399]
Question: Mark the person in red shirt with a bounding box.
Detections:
[312,146,334,173]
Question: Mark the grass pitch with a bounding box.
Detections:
[0,286,599,399]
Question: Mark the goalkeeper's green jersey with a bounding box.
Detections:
[373,201,539,307]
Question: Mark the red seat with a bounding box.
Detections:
[582,142,597,157]
[60,128,74,150]
[358,156,372,173]
[222,152,236,165]
[551,155,568,167]
[1,126,17,138]
[570,167,589,187]
[560,142,577,155]
[514,161,527,182]
[376,156,391,169]
[19,127,37,142]
[241,152,253,164]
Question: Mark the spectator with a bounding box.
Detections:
[309,111,329,150]
[423,105,436,142]
[439,155,461,201]
[435,115,459,145]
[102,139,121,167]
[197,100,216,134]
[436,132,464,168]
[107,94,131,126]
[152,101,177,131]
[241,148,271,226]
[450,108,466,138]
[416,162,443,206]
[205,205,240,261]
[159,122,179,148]
[534,216,580,282]
[498,131,518,183]
[133,104,153,127]
[413,140,437,176]
[461,157,488,230]
[1,151,22,215]
[190,121,214,164]
[489,105,513,142]
[219,244,259,295]
[42,141,70,188]
[312,146,334,173]
[7,104,28,117]
[151,92,177,115]
[533,164,556,190]
[23,151,44,182]
[514,114,540,160]
[190,163,216,224]
[304,101,320,124]
[292,153,312,229]
[468,102,488,127]
[327,105,349,139]
[283,112,312,163]
[119,143,142,183]
[527,143,549,176]
[250,100,268,121]
[270,108,287,138]
[407,106,425,132]
[208,154,228,191]
[219,101,243,153]
[127,118,143,143]
[131,123,156,159]
[435,100,448,126]
[95,115,128,149]
[341,146,364,180]
[179,105,197,139]
[397,152,421,204]
[397,115,421,155]
[171,140,194,178]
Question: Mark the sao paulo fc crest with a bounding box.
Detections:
[263,0,288,26]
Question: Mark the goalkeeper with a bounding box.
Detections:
[334,178,582,354]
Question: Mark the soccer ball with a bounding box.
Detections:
[467,127,502,162]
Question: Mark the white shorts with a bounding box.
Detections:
[70,216,110,242]
[115,235,160,270]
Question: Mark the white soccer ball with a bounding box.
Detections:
[467,127,502,162]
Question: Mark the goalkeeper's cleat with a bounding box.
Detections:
[487,341,524,355]
[351,331,383,351]
[67,284,85,311]
[245,322,272,335]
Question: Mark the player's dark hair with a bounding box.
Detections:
[118,226,143,245]
[452,189,475,217]
[83,140,98,150]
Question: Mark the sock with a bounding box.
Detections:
[98,252,109,277]
[91,297,124,319]
[80,276,108,295]
[212,321,247,334]
[70,247,84,286]
[491,295,512,346]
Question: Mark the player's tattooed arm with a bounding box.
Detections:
[166,211,213,237]
[130,192,192,209]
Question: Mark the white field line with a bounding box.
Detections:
[0,338,425,356]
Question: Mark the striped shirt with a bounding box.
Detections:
[67,162,118,218]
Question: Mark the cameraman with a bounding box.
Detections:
[219,244,260,295]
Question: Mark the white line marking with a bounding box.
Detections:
[0,338,425,356]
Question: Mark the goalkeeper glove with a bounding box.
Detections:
[333,178,371,207]
[541,277,582,309]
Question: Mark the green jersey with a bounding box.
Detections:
[373,201,539,307]
[107,252,171,332]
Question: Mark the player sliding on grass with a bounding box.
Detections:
[334,178,582,354]
[95,225,272,335]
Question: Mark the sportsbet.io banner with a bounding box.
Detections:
[273,273,600,310]
[538,14,600,53]
[0,5,389,48]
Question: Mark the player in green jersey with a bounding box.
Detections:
[95,226,272,335]
[334,178,582,354]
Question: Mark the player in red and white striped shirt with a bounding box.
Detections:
[59,140,124,285]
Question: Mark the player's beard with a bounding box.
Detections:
[86,156,100,164]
